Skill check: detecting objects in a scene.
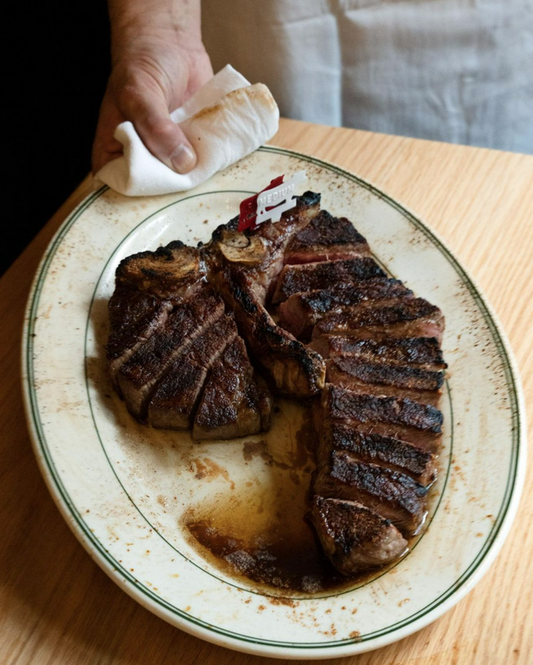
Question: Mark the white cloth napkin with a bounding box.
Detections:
[96,65,280,197]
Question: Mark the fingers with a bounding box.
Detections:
[120,83,197,174]
[92,94,125,174]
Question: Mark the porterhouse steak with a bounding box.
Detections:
[107,190,446,578]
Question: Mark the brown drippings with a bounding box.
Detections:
[189,457,235,490]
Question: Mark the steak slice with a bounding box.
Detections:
[272,257,386,304]
[106,286,173,385]
[326,357,444,406]
[309,335,446,369]
[322,384,442,452]
[314,451,429,535]
[278,278,412,339]
[284,210,370,265]
[116,240,205,300]
[193,336,272,440]
[312,297,445,343]
[117,288,225,419]
[148,314,238,430]
[310,496,407,575]
[208,264,325,397]
[315,421,436,486]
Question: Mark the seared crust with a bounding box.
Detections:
[310,496,407,575]
[278,279,412,339]
[272,258,386,304]
[284,210,370,264]
[314,451,429,535]
[116,241,205,299]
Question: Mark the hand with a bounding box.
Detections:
[92,29,213,175]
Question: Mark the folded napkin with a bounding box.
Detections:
[96,65,279,197]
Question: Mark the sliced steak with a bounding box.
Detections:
[278,279,412,339]
[326,357,444,406]
[148,314,238,430]
[106,286,173,385]
[193,337,272,440]
[284,210,370,265]
[116,240,205,300]
[309,335,446,369]
[208,264,325,397]
[312,297,445,343]
[322,384,442,452]
[117,288,225,419]
[272,257,386,304]
[315,421,436,486]
[310,496,407,575]
[314,451,429,535]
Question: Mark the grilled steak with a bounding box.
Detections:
[115,240,205,300]
[106,286,173,386]
[315,421,436,486]
[193,336,272,440]
[310,496,407,575]
[148,314,237,429]
[284,210,370,264]
[309,335,446,367]
[326,357,444,406]
[106,190,446,581]
[278,278,412,339]
[272,257,386,304]
[208,263,325,397]
[117,288,225,419]
[312,297,445,343]
[314,451,429,535]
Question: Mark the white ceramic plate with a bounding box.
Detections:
[22,146,526,659]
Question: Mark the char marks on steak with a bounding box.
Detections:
[312,297,445,343]
[278,278,412,339]
[314,451,429,535]
[193,336,272,440]
[310,496,407,575]
[272,257,386,304]
[148,314,238,429]
[115,240,205,300]
[117,288,225,419]
[284,210,370,265]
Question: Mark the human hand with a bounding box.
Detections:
[92,20,213,175]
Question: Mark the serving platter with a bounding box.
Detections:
[22,146,526,659]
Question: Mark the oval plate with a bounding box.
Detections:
[22,146,526,659]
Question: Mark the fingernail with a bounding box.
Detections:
[170,144,197,174]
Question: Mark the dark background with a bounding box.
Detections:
[4,3,111,275]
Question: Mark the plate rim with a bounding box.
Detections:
[21,145,527,659]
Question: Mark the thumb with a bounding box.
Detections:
[122,85,197,175]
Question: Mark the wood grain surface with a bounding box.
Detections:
[1,118,532,665]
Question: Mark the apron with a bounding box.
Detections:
[202,0,533,153]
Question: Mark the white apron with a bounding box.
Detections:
[202,0,533,153]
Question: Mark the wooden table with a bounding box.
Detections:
[2,118,532,664]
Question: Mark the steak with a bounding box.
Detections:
[272,257,386,304]
[284,210,370,264]
[193,336,272,440]
[115,240,205,300]
[278,278,412,339]
[309,335,446,367]
[314,451,429,535]
[106,189,446,581]
[148,314,238,429]
[117,288,225,419]
[106,286,173,386]
[207,257,325,398]
[315,421,436,486]
[326,357,444,406]
[312,297,445,343]
[310,496,407,575]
